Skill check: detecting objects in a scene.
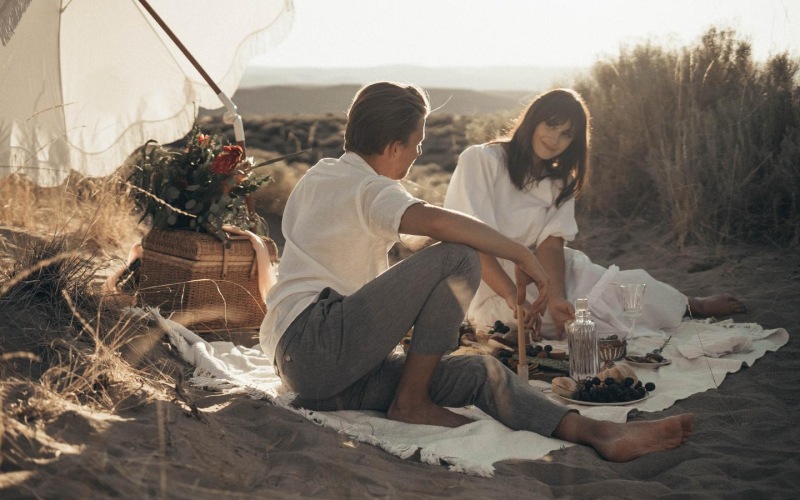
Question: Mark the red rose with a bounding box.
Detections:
[210,145,243,175]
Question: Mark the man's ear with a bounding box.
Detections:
[386,140,402,158]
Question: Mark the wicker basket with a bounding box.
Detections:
[139,229,277,335]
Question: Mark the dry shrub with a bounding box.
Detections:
[250,157,311,217]
[402,163,452,206]
[0,196,176,472]
[575,27,800,247]
[465,110,516,145]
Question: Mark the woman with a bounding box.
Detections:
[260,82,694,461]
[444,88,745,339]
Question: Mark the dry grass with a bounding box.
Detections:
[0,173,141,252]
[249,154,311,218]
[0,175,181,476]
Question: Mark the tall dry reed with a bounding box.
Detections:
[575,27,800,247]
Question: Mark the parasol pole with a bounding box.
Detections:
[136,0,246,155]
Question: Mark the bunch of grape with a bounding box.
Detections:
[497,348,514,365]
[490,320,511,334]
[526,344,554,358]
[575,377,656,403]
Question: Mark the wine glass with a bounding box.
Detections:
[616,283,646,339]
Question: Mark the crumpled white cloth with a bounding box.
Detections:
[137,307,789,476]
[674,319,773,359]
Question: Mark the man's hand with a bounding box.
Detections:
[514,257,549,316]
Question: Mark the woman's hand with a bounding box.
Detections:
[548,297,575,339]
[504,296,542,331]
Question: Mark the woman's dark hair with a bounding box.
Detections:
[344,82,430,156]
[494,88,591,207]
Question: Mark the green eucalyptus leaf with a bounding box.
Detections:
[185,199,197,209]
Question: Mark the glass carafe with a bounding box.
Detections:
[567,298,598,381]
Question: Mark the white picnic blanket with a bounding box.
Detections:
[134,307,788,476]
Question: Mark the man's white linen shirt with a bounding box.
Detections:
[260,152,423,363]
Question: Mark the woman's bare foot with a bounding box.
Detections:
[589,414,695,462]
[687,294,747,317]
[387,399,473,428]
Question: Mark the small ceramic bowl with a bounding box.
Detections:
[598,337,628,362]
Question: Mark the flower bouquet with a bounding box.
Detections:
[124,128,298,333]
[127,129,271,242]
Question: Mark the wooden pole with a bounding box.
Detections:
[516,304,527,380]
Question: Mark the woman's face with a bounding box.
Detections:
[531,120,574,162]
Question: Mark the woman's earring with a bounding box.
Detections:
[552,157,560,168]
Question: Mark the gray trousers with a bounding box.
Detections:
[275,242,570,436]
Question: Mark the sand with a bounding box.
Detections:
[1,219,798,499]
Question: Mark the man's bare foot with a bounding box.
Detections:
[590,414,695,462]
[687,294,747,317]
[387,399,473,428]
[553,412,695,462]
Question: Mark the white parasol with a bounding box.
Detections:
[0,0,294,186]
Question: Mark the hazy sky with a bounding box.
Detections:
[250,0,800,68]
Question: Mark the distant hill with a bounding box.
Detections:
[214,84,534,116]
[239,64,586,93]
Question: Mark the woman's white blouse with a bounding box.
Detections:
[444,143,578,250]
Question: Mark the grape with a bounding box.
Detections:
[544,344,553,353]
[624,377,634,387]
[604,377,616,386]
[592,377,602,386]
[644,382,656,392]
